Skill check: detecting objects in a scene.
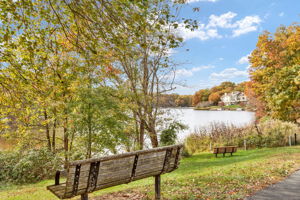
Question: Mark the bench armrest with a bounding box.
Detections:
[55,170,67,185]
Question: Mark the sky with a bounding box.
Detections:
[170,0,300,95]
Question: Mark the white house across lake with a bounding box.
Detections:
[220,91,247,106]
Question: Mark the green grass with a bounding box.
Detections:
[223,104,242,109]
[1,146,300,200]
[194,104,244,111]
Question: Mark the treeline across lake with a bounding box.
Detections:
[158,94,193,107]
[158,81,247,108]
[192,81,246,106]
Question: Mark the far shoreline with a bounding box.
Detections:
[162,107,254,112]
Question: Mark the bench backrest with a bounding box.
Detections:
[213,146,237,154]
[63,144,183,198]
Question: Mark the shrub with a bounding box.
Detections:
[160,122,187,146]
[185,119,300,154]
[0,148,63,184]
[181,145,191,157]
[185,122,248,154]
[0,151,19,183]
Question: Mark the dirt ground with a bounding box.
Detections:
[91,190,149,200]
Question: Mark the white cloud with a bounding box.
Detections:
[175,69,194,77]
[232,16,262,37]
[210,68,248,80]
[207,12,262,37]
[175,12,262,41]
[175,65,214,78]
[238,54,250,64]
[206,29,221,38]
[207,12,237,28]
[175,23,222,41]
[279,12,284,17]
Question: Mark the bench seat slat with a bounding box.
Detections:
[47,184,66,199]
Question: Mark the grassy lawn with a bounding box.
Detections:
[194,104,244,111]
[1,146,300,200]
[223,104,243,110]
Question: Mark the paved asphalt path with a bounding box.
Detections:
[245,169,300,200]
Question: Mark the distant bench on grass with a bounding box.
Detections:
[47,144,183,200]
[213,146,237,157]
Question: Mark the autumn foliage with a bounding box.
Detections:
[248,24,300,122]
[192,81,245,106]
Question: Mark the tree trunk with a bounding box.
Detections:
[63,117,69,169]
[133,112,140,150]
[52,118,57,152]
[69,129,75,152]
[139,119,145,150]
[87,107,92,159]
[254,122,262,135]
[148,125,158,148]
[44,111,52,151]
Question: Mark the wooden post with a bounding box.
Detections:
[155,175,161,200]
[81,193,88,200]
[244,139,247,150]
[295,134,297,145]
[289,135,292,146]
[55,171,60,185]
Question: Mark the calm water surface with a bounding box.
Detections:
[169,108,255,141]
[0,108,255,150]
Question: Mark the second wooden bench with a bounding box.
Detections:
[213,146,237,157]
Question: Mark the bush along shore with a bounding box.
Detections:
[185,118,300,154]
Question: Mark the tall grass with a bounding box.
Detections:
[185,119,300,154]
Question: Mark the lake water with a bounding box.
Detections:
[167,108,256,141]
[0,108,255,150]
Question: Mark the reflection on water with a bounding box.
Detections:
[168,108,255,141]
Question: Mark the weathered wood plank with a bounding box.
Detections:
[69,144,183,166]
[47,184,66,198]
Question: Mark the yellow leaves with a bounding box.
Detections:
[56,33,75,52]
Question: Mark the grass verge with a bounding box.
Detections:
[1,146,300,200]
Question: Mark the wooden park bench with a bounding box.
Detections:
[213,146,237,157]
[47,144,183,200]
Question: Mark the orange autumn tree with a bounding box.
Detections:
[249,24,300,122]
[208,92,220,105]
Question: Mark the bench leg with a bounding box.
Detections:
[223,153,225,157]
[81,193,88,200]
[231,152,233,156]
[155,175,161,200]
[215,153,217,158]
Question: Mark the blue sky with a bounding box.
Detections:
[170,0,300,94]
